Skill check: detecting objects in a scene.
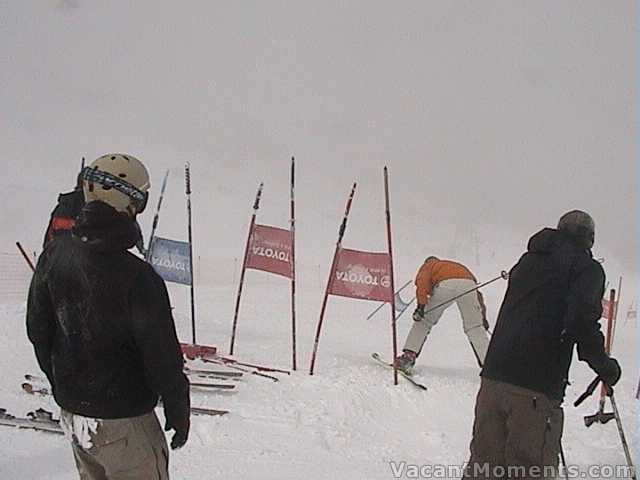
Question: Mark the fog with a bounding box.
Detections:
[1,1,636,286]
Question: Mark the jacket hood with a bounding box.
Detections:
[72,200,141,253]
[527,227,591,256]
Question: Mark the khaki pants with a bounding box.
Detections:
[464,378,564,480]
[404,278,490,364]
[65,410,170,480]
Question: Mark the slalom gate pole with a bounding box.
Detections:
[185,164,197,345]
[229,183,263,355]
[290,157,298,370]
[309,182,357,375]
[609,394,637,479]
[366,279,412,320]
[611,276,622,347]
[16,242,35,273]
[422,271,509,316]
[597,289,617,416]
[384,167,399,386]
[146,169,170,261]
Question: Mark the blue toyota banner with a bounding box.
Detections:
[149,236,192,285]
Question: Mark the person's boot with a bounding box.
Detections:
[394,350,417,374]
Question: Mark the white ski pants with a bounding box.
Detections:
[403,278,490,365]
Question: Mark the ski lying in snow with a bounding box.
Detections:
[371,353,427,391]
[23,381,235,396]
[0,408,63,435]
[214,356,291,375]
[184,367,243,378]
[201,358,279,382]
[190,406,228,417]
[184,367,243,381]
[189,382,235,391]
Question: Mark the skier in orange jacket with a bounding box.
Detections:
[395,257,491,372]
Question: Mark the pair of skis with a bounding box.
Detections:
[0,408,63,435]
[21,375,230,418]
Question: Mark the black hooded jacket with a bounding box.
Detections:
[481,228,610,401]
[42,189,85,248]
[27,201,190,425]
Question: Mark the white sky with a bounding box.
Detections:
[0,1,636,275]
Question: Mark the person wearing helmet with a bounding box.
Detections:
[42,163,85,249]
[27,154,190,479]
[463,210,621,478]
[394,256,491,373]
[43,158,146,254]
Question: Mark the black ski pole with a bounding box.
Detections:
[574,376,601,408]
[423,271,509,316]
[609,393,637,479]
[559,440,569,480]
[366,279,412,320]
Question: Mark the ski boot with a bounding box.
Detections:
[394,350,417,375]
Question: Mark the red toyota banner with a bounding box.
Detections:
[328,248,393,302]
[246,224,293,279]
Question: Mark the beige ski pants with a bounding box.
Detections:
[403,278,490,364]
[64,410,170,480]
[464,377,564,479]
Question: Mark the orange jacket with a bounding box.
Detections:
[415,258,476,305]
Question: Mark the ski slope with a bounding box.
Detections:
[0,271,636,479]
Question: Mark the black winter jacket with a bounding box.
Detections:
[482,228,611,401]
[27,201,190,426]
[42,189,85,248]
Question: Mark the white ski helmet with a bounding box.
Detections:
[82,154,150,216]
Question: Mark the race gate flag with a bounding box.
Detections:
[246,224,293,279]
[328,248,393,302]
[309,169,400,386]
[149,236,192,286]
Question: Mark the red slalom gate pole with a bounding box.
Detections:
[383,167,399,386]
[16,242,35,273]
[290,157,298,371]
[229,183,264,355]
[611,276,622,347]
[597,289,616,410]
[309,182,357,375]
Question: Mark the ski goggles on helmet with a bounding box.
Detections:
[81,166,149,214]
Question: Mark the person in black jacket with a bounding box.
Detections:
[42,169,85,249]
[27,154,189,480]
[464,210,621,479]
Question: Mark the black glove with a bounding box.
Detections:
[413,304,425,322]
[165,417,190,450]
[598,357,621,389]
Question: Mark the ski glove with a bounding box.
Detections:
[165,418,190,450]
[413,305,425,322]
[598,357,621,389]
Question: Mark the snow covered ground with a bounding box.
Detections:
[0,266,636,479]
